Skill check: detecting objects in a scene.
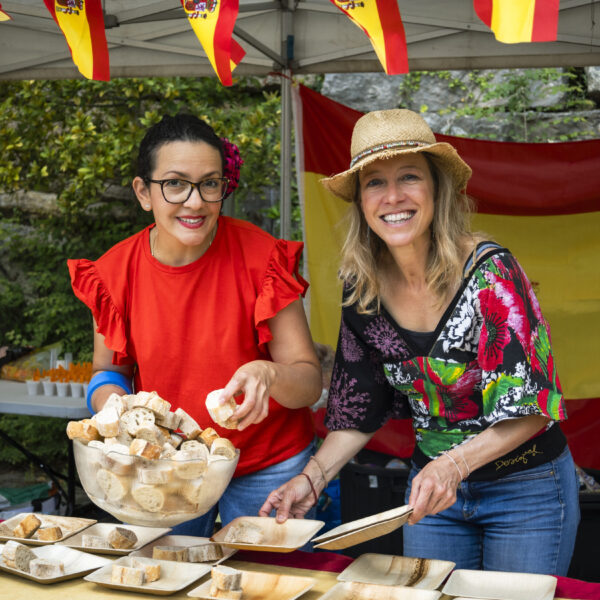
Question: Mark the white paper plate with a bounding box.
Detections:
[0,513,97,545]
[319,581,442,600]
[337,554,455,589]
[187,570,315,600]
[441,569,557,600]
[58,522,171,555]
[84,554,210,595]
[0,542,111,583]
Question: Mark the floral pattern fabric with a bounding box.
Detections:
[325,249,566,459]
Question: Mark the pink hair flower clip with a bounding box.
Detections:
[221,137,244,197]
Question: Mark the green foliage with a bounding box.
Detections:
[0,415,70,471]
[399,67,595,142]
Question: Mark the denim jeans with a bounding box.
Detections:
[403,447,580,575]
[170,440,317,538]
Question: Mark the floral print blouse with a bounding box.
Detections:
[325,248,567,460]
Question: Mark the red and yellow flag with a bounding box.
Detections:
[43,0,109,80]
[474,0,559,43]
[330,0,408,74]
[0,3,12,21]
[294,84,600,468]
[181,0,245,87]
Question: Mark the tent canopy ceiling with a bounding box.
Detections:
[1,0,600,81]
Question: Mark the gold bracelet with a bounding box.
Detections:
[309,455,328,485]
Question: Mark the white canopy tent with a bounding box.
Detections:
[1,0,600,235]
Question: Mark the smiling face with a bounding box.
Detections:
[358,153,435,254]
[133,140,223,264]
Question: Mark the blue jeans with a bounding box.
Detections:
[403,447,580,575]
[170,440,317,538]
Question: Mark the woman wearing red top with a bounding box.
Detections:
[68,113,322,536]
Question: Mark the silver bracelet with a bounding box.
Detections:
[455,445,471,478]
[440,450,465,480]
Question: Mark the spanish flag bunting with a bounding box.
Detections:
[43,0,109,80]
[293,84,600,468]
[181,0,245,87]
[474,0,559,43]
[0,3,12,21]
[330,0,408,75]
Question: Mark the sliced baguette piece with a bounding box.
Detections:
[13,514,41,539]
[14,544,36,572]
[131,557,161,583]
[108,526,138,550]
[111,563,145,585]
[120,407,155,436]
[36,526,63,541]
[152,545,189,561]
[156,410,181,430]
[29,558,64,579]
[199,427,220,449]
[92,406,121,437]
[131,483,165,512]
[131,390,171,418]
[97,468,128,501]
[210,438,236,460]
[209,582,243,599]
[174,408,201,439]
[129,438,162,460]
[223,520,264,545]
[104,392,128,416]
[172,450,207,480]
[66,419,101,442]
[2,540,22,563]
[211,564,242,590]
[180,439,209,459]
[188,543,224,563]
[205,390,239,430]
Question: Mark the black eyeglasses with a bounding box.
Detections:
[145,177,229,204]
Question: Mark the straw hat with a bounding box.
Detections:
[320,109,472,202]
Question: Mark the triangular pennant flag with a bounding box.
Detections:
[330,0,408,74]
[474,0,559,43]
[181,0,245,86]
[43,0,110,80]
[0,3,12,21]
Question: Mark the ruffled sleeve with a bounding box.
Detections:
[67,258,132,365]
[254,239,309,350]
[476,252,567,423]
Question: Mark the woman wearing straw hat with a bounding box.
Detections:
[260,109,579,574]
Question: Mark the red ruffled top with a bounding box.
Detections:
[68,216,313,476]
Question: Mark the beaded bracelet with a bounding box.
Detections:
[299,472,319,506]
[440,450,465,480]
[309,455,328,485]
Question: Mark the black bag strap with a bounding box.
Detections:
[463,241,503,279]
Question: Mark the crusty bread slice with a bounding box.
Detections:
[97,468,128,501]
[36,526,63,541]
[199,427,220,449]
[92,406,121,437]
[152,545,189,561]
[209,582,243,599]
[111,564,145,585]
[131,483,165,512]
[82,534,111,549]
[211,565,242,590]
[223,520,264,545]
[174,408,201,439]
[108,526,138,550]
[29,558,64,579]
[205,390,239,430]
[188,543,224,563]
[14,544,36,572]
[210,438,236,460]
[131,557,161,583]
[12,514,41,539]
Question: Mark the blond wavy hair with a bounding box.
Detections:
[339,153,485,314]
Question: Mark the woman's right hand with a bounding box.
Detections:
[259,474,317,522]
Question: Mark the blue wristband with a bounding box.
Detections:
[86,371,133,414]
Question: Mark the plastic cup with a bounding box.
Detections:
[26,380,42,396]
[42,380,56,396]
[70,382,83,398]
[56,382,70,397]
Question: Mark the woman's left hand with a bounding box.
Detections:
[407,453,463,525]
[220,360,276,431]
